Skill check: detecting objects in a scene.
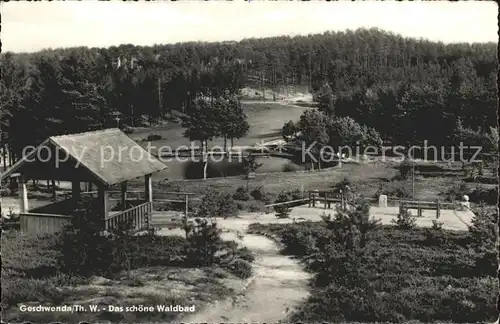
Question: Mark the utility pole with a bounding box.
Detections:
[130,104,134,127]
[158,73,162,119]
[412,158,415,200]
[309,54,312,92]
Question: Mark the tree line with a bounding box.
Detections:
[1,27,497,165]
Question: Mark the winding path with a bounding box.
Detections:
[180,214,312,323]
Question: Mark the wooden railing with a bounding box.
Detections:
[105,201,152,232]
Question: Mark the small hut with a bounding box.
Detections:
[0,128,167,235]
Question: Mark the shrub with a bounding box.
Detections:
[236,201,245,210]
[286,189,303,200]
[397,158,412,180]
[1,277,69,309]
[250,186,272,204]
[235,201,265,213]
[373,183,384,199]
[155,202,172,211]
[224,259,252,279]
[146,133,163,141]
[391,207,416,230]
[247,202,264,212]
[196,191,238,218]
[121,125,134,134]
[127,235,187,268]
[184,218,223,266]
[235,247,255,263]
[281,226,319,257]
[262,218,497,323]
[381,181,412,198]
[274,191,291,218]
[232,186,251,201]
[468,206,497,276]
[291,284,387,323]
[469,186,498,205]
[431,219,444,230]
[283,163,301,172]
[57,200,116,277]
[424,227,446,246]
[446,182,469,202]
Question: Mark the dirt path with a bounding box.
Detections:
[178,215,312,323]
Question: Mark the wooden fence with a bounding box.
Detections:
[265,192,458,220]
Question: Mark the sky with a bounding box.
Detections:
[1,1,498,53]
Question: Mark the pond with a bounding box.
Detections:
[165,156,305,180]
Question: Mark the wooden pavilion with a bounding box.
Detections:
[0,128,167,235]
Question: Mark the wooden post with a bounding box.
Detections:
[121,181,128,211]
[308,192,311,208]
[51,179,56,200]
[145,173,153,203]
[436,199,440,219]
[185,194,189,218]
[324,192,327,209]
[18,175,29,213]
[71,181,81,203]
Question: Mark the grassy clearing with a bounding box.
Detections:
[129,102,308,150]
[248,218,497,323]
[134,161,398,198]
[130,158,494,206]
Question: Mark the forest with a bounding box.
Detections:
[0,28,497,163]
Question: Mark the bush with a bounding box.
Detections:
[274,191,291,218]
[382,181,412,198]
[127,235,187,268]
[57,201,118,277]
[184,218,223,266]
[286,189,303,200]
[446,182,469,202]
[431,219,444,230]
[397,158,412,180]
[155,202,172,211]
[250,186,272,204]
[391,207,416,230]
[196,191,238,218]
[1,277,69,309]
[232,186,251,201]
[469,186,498,205]
[235,247,255,263]
[224,259,253,279]
[236,201,265,212]
[281,226,319,257]
[283,163,301,172]
[247,202,264,212]
[121,125,134,134]
[260,218,498,323]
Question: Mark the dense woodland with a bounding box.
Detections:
[0,28,498,163]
